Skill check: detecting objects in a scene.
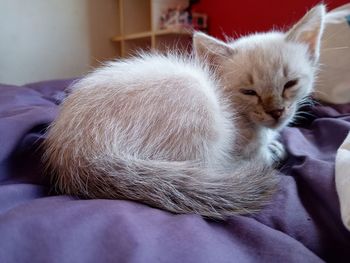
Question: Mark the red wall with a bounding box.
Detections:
[192,0,349,39]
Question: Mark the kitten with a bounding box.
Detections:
[44,5,326,219]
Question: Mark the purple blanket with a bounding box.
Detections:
[1,79,350,263]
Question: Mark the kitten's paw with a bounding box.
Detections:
[267,140,287,165]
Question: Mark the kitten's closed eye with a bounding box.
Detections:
[240,89,257,96]
[284,79,298,90]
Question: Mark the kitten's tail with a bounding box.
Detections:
[54,155,278,219]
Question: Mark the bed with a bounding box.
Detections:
[0,77,349,263]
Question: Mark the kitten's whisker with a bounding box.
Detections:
[295,111,316,118]
[322,46,349,51]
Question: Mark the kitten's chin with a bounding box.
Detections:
[252,115,291,129]
[263,118,288,129]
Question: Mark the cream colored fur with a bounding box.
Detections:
[44,5,328,219]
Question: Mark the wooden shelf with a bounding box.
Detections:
[112,31,153,42]
[154,28,192,36]
[111,0,191,58]
[112,29,191,42]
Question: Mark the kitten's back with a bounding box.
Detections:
[58,54,233,164]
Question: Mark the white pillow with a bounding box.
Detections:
[336,131,350,231]
[314,4,350,104]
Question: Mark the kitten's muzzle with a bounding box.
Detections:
[266,108,285,120]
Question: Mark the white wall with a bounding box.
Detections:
[0,0,119,85]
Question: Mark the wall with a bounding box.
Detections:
[0,0,119,85]
[193,0,349,39]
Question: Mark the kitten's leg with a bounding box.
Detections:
[263,130,287,166]
[236,127,286,166]
[268,139,287,163]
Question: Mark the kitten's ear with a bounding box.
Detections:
[193,32,234,66]
[285,5,326,62]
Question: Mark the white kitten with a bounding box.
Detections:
[44,5,326,219]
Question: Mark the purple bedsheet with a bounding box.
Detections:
[0,79,349,263]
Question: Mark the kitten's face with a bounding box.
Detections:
[193,5,325,129]
[220,33,315,128]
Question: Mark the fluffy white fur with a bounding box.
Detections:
[44,5,328,219]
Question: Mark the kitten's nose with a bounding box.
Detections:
[267,108,285,120]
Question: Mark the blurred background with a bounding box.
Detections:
[0,0,348,85]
